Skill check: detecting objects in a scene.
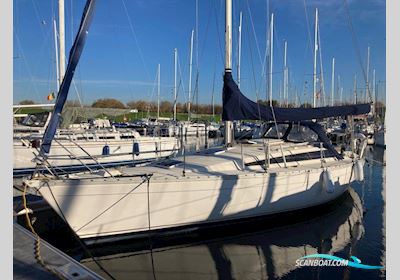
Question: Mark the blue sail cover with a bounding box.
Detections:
[222,72,370,121]
[39,0,97,156]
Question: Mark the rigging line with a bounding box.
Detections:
[48,18,56,95]
[243,10,265,105]
[69,0,84,108]
[14,33,41,98]
[245,14,262,121]
[195,0,199,71]
[198,3,212,67]
[317,21,326,106]
[301,0,314,104]
[211,65,216,117]
[246,0,264,66]
[173,53,186,112]
[105,2,136,101]
[120,0,151,80]
[302,0,313,58]
[70,0,74,44]
[252,5,270,100]
[75,175,152,233]
[190,72,200,119]
[44,183,117,280]
[342,0,372,102]
[31,0,47,40]
[212,0,225,69]
[146,68,159,117]
[177,54,188,104]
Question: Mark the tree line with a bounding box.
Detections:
[18,98,386,116]
[88,98,223,115]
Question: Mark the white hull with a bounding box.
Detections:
[14,137,178,171]
[30,159,359,240]
[81,188,363,279]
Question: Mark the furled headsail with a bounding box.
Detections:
[222,72,370,121]
[39,0,97,156]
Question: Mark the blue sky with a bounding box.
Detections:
[13,0,386,106]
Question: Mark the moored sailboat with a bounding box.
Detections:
[24,0,371,242]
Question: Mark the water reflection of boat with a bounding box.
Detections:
[81,189,364,280]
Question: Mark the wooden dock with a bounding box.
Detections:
[13,223,103,280]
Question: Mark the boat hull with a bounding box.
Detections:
[29,160,359,241]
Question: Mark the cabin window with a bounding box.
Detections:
[20,112,49,127]
[153,159,182,169]
[287,124,318,142]
[265,124,289,139]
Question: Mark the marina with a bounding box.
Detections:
[12,0,386,279]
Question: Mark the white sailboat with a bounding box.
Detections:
[13,109,179,176]
[24,0,371,242]
[14,131,178,176]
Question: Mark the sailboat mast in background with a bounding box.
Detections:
[157,63,160,119]
[53,19,60,90]
[312,8,318,108]
[237,11,242,89]
[58,0,66,82]
[188,30,194,121]
[268,13,274,105]
[173,48,178,122]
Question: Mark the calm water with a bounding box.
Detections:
[16,139,386,280]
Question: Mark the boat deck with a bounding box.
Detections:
[34,140,352,183]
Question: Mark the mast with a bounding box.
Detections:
[188,30,194,121]
[157,63,160,119]
[337,74,341,106]
[353,73,357,104]
[340,87,343,105]
[312,8,318,108]
[58,0,66,81]
[224,0,233,146]
[372,68,376,115]
[212,71,215,119]
[53,19,60,90]
[365,46,370,103]
[173,48,177,122]
[268,13,274,105]
[237,11,242,89]
[317,23,326,107]
[283,40,288,107]
[330,57,335,106]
